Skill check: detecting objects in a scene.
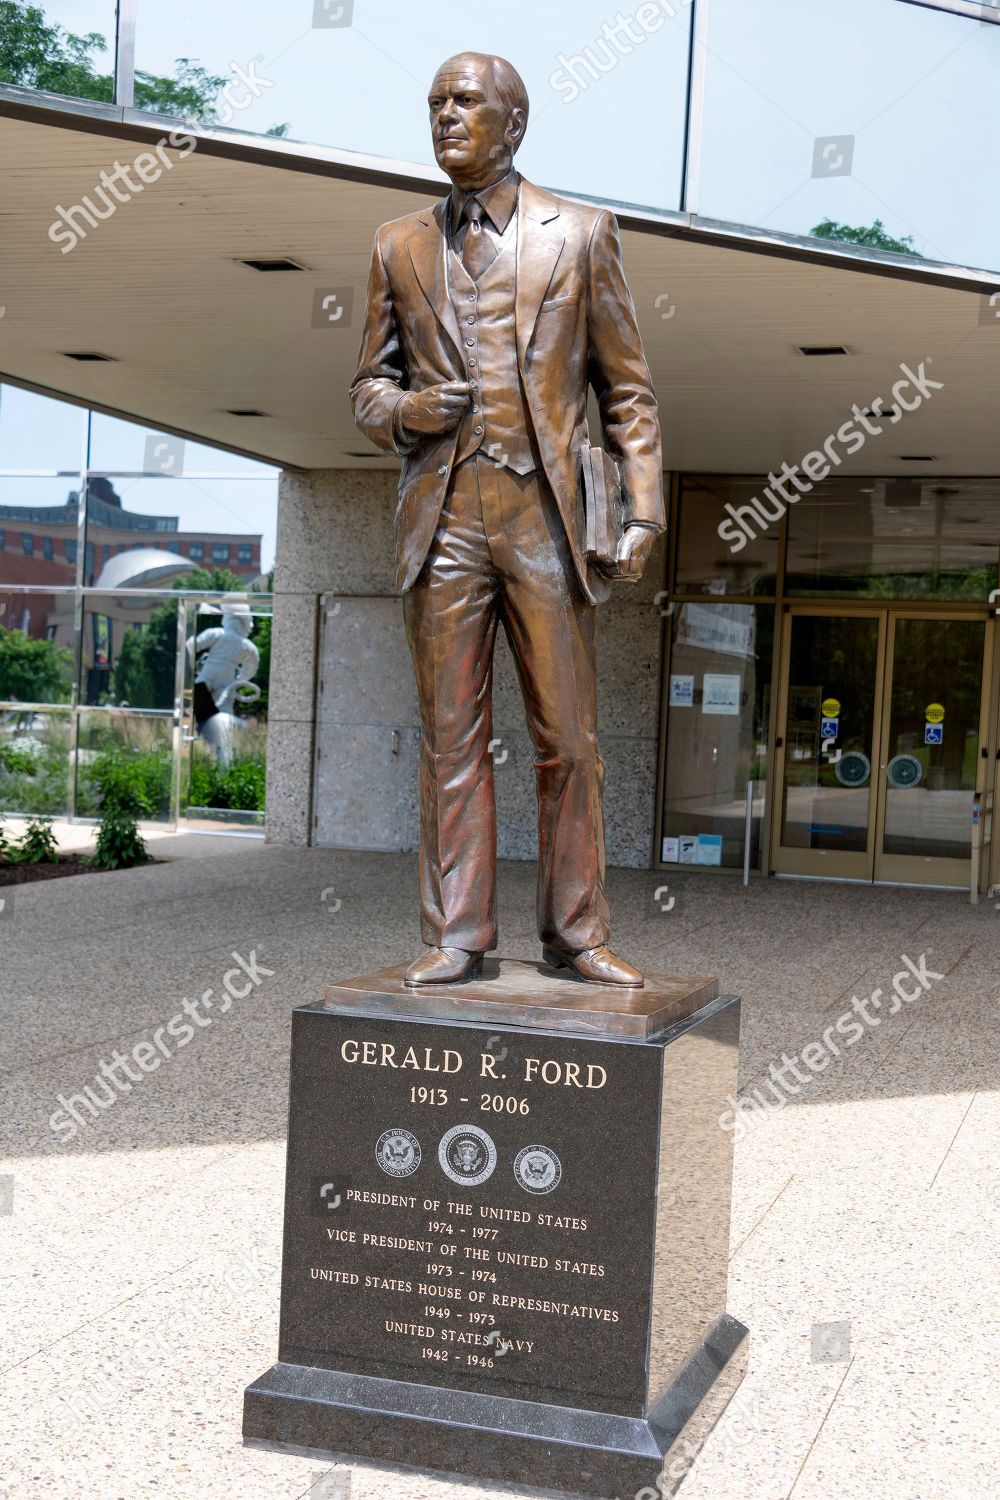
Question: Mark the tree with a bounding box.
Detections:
[133,58,228,119]
[0,2,290,132]
[810,218,923,258]
[175,565,249,594]
[0,1,113,100]
[0,625,72,702]
[112,602,177,709]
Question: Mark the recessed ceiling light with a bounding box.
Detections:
[860,407,900,420]
[223,408,270,417]
[897,455,936,461]
[344,451,384,459]
[62,351,116,361]
[238,257,306,272]
[796,345,851,356]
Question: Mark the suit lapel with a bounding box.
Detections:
[406,198,464,367]
[515,179,565,375]
[405,180,565,375]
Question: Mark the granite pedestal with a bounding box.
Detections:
[243,960,748,1498]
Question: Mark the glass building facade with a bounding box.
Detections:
[0,384,277,828]
[659,473,1000,890]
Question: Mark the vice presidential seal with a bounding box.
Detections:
[438,1124,497,1187]
[514,1145,562,1195]
[376,1128,421,1178]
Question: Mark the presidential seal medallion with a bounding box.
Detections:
[438,1123,497,1187]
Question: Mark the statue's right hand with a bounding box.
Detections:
[399,382,471,434]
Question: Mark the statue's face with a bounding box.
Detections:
[428,57,515,189]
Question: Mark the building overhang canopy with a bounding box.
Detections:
[2,96,999,476]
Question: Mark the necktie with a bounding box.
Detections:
[461,197,497,281]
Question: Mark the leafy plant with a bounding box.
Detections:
[0,625,72,702]
[188,751,266,811]
[89,808,150,871]
[0,743,39,775]
[87,750,171,818]
[0,816,12,863]
[13,815,59,864]
[0,732,70,815]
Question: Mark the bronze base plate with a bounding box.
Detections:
[322,958,719,1041]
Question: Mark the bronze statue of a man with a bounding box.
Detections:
[351,52,664,987]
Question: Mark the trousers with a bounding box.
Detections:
[402,453,610,954]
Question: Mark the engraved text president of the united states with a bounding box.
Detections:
[351,52,664,988]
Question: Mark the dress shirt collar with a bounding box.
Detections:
[449,168,520,235]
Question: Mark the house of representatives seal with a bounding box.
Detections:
[438,1124,497,1187]
[376,1128,422,1178]
[514,1145,562,1195]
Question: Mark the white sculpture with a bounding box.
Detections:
[188,594,261,767]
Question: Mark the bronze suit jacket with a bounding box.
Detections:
[350,176,664,605]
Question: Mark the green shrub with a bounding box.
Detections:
[89,809,150,871]
[0,625,72,702]
[13,816,59,864]
[0,729,71,816]
[188,751,266,812]
[0,743,39,775]
[75,748,172,820]
[94,751,170,816]
[0,817,12,864]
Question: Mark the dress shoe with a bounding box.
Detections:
[542,944,644,988]
[404,946,484,986]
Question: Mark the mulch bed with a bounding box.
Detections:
[0,854,158,886]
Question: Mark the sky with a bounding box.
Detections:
[45,0,1000,268]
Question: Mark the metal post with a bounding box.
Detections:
[66,418,90,823]
[114,0,138,110]
[679,0,710,216]
[743,778,755,886]
[171,597,187,829]
[971,791,982,905]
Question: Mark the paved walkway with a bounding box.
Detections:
[1,839,997,1499]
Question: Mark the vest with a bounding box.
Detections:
[447,224,541,475]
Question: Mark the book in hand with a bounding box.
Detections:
[580,444,628,575]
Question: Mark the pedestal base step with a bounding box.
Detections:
[244,1314,748,1499]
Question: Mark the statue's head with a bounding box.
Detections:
[428,52,528,192]
[220,593,253,637]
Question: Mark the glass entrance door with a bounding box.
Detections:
[772,609,885,879]
[874,614,990,887]
[772,608,992,886]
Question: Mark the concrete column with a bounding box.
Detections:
[266,467,667,867]
[265,468,396,844]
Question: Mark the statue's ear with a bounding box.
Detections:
[507,108,527,152]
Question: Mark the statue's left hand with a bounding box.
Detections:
[614,523,658,582]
